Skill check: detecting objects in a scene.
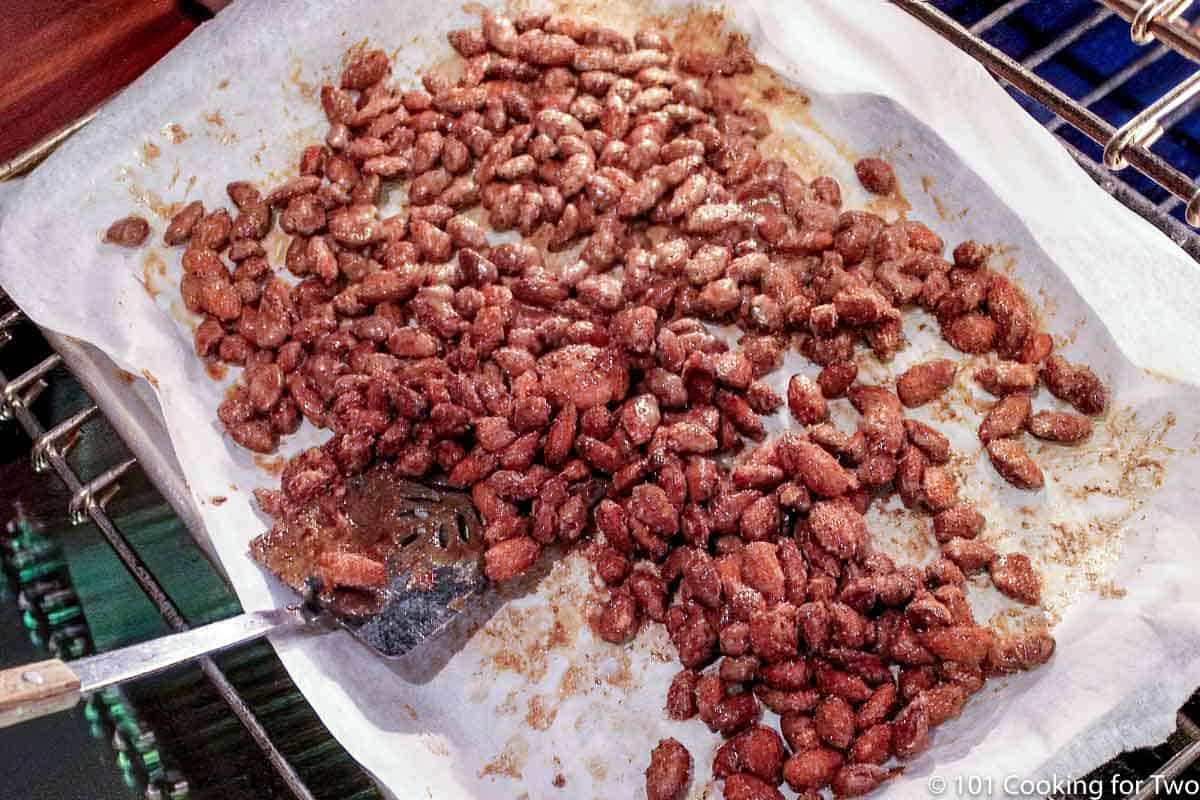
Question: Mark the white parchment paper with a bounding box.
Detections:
[3,1,1200,798]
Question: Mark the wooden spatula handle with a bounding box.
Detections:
[0,658,81,729]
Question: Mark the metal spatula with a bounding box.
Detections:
[0,472,485,729]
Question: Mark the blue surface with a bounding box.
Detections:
[933,0,1200,221]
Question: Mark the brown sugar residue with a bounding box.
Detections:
[402,703,420,721]
[423,734,450,757]
[210,495,227,506]
[669,5,731,53]
[525,695,558,731]
[1096,580,1128,599]
[490,645,532,678]
[478,605,553,684]
[648,644,674,662]
[478,734,529,781]
[867,501,936,565]
[162,122,189,144]
[254,454,285,475]
[545,577,587,640]
[864,179,912,221]
[117,369,136,384]
[1031,283,1059,326]
[265,229,292,265]
[944,198,968,221]
[1021,403,1181,616]
[203,111,238,145]
[1048,521,1092,565]
[169,300,194,326]
[758,129,829,182]
[118,167,181,220]
[287,58,318,99]
[1055,315,1088,349]
[762,82,809,109]
[1108,409,1174,496]
[205,362,227,380]
[552,773,566,788]
[469,552,667,753]
[141,369,159,389]
[546,618,573,650]
[987,606,1047,636]
[216,78,229,90]
[729,63,837,181]
[424,50,468,90]
[496,690,520,716]
[343,37,371,67]
[476,556,595,685]
[585,755,607,782]
[141,250,167,298]
[602,648,634,690]
[920,174,967,222]
[141,141,161,165]
[793,100,860,171]
[558,664,589,700]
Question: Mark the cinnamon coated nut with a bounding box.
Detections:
[144,19,1091,796]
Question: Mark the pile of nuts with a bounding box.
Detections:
[107,10,1112,798]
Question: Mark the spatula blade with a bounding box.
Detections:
[251,467,487,658]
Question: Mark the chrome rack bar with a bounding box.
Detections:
[0,354,60,420]
[1104,69,1200,159]
[0,309,21,349]
[1024,7,1113,71]
[0,110,98,182]
[1133,0,1191,43]
[1059,136,1200,259]
[31,403,98,473]
[969,0,1031,35]
[38,330,214,570]
[1102,1,1200,223]
[1160,173,1198,212]
[893,0,1200,234]
[1045,44,1171,134]
[1099,0,1200,60]
[68,457,136,525]
[0,310,316,800]
[1127,712,1200,799]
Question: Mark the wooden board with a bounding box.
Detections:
[0,1,206,167]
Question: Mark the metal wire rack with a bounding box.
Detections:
[0,308,319,800]
[902,0,1200,262]
[2,2,1200,799]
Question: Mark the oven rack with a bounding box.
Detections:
[0,307,323,800]
[2,511,191,796]
[902,0,1200,260]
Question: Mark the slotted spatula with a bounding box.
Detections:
[0,473,485,729]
